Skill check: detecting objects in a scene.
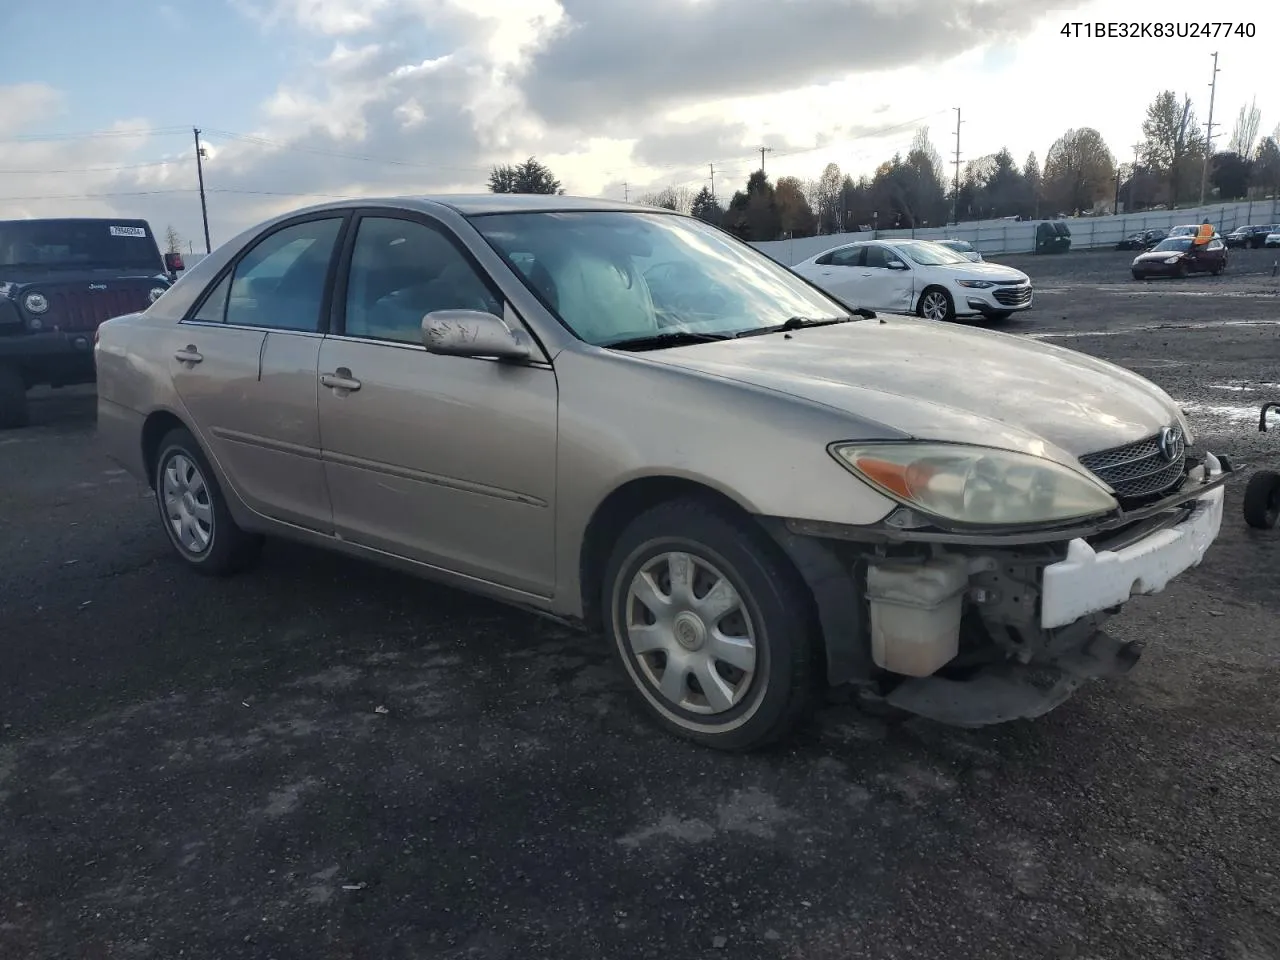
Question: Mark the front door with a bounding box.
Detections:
[859,243,915,313]
[168,215,345,532]
[316,213,558,596]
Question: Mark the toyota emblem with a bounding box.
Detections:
[1158,426,1183,461]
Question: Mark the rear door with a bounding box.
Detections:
[168,213,347,532]
[803,244,868,304]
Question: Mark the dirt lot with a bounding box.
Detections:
[2,247,1278,960]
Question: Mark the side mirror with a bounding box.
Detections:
[886,260,908,270]
[421,309,531,361]
[163,252,185,274]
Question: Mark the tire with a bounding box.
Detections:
[1174,263,1188,279]
[916,287,955,322]
[1242,470,1280,530]
[153,427,263,576]
[0,363,29,430]
[602,498,817,751]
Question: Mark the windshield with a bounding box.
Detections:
[1153,237,1194,252]
[895,240,971,266]
[470,210,851,345]
[0,220,162,271]
[939,240,972,252]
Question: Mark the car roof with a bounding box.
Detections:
[258,193,669,219]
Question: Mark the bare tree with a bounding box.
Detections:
[164,225,183,255]
[637,185,694,213]
[807,162,844,234]
[1227,97,1262,157]
[910,126,947,190]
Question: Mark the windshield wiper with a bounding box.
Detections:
[734,310,872,338]
[600,330,732,351]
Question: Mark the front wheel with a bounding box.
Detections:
[1242,470,1280,530]
[602,498,816,751]
[0,363,29,430]
[154,427,263,576]
[917,287,955,322]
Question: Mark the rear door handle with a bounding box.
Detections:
[174,346,203,364]
[320,369,361,392]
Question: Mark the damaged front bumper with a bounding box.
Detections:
[769,452,1233,726]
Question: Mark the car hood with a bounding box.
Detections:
[1132,250,1186,263]
[637,319,1183,464]
[927,260,1027,282]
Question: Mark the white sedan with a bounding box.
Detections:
[791,239,1033,322]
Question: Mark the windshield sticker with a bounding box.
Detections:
[109,225,148,238]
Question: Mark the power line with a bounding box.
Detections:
[0,159,182,175]
[0,126,190,144]
[202,128,492,176]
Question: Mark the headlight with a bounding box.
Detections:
[955,279,993,288]
[24,292,48,314]
[1164,256,1181,264]
[830,442,1119,527]
[148,286,167,303]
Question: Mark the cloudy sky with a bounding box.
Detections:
[1,0,1275,250]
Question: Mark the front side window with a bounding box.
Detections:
[225,218,343,332]
[471,211,852,346]
[343,217,502,345]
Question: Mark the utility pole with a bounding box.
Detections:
[709,163,715,201]
[623,182,629,202]
[193,127,211,254]
[1198,51,1220,206]
[951,107,963,225]
[1128,142,1142,212]
[759,146,772,174]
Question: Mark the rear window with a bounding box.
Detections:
[0,220,161,272]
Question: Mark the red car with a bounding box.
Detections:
[1131,235,1227,280]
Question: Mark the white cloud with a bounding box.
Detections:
[2,0,1277,249]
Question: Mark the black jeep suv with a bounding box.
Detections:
[0,218,177,428]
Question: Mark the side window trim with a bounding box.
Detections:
[179,211,352,332]
[329,209,506,342]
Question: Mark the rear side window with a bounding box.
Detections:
[224,218,343,332]
[190,274,231,324]
[828,246,862,268]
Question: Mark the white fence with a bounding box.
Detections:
[751,197,1280,265]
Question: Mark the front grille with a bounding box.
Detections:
[39,287,151,332]
[1079,432,1187,503]
[993,285,1032,306]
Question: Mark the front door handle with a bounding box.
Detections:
[320,368,361,392]
[174,346,203,364]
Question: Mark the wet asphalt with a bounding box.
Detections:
[2,247,1279,960]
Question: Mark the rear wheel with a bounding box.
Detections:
[1242,470,1280,530]
[917,287,955,322]
[0,363,28,430]
[154,427,263,575]
[602,498,817,751]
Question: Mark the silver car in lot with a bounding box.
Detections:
[95,195,1231,750]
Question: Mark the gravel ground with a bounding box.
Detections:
[2,247,1279,960]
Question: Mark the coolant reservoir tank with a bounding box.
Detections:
[865,555,968,677]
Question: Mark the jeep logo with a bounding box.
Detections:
[88,283,107,291]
